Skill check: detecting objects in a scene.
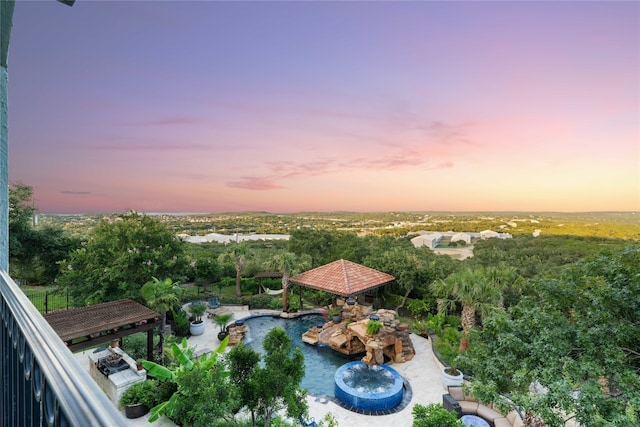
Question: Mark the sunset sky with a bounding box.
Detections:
[8,1,639,214]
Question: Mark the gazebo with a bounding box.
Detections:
[290,259,395,303]
[44,299,160,360]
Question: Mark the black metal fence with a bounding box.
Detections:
[25,290,70,314]
[1,270,126,426]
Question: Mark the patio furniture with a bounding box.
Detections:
[207,296,220,309]
[443,386,524,427]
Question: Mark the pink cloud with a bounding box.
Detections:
[227,176,285,190]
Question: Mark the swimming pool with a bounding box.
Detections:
[243,313,355,397]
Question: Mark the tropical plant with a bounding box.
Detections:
[412,403,464,427]
[189,302,207,324]
[141,277,184,361]
[430,268,506,351]
[218,242,252,298]
[171,309,190,336]
[263,251,309,312]
[426,311,446,337]
[213,312,234,333]
[143,336,235,427]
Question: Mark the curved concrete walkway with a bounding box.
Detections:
[75,305,446,426]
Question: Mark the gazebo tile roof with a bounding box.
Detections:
[290,259,395,297]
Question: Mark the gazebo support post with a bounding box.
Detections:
[147,329,154,362]
[299,286,303,311]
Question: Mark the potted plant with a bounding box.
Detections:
[441,360,464,388]
[212,312,234,341]
[189,302,207,336]
[327,306,342,323]
[120,380,158,419]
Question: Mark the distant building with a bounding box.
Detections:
[480,230,500,239]
[451,232,471,245]
[411,232,443,249]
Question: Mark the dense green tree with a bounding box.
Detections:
[228,327,307,427]
[58,211,188,305]
[228,343,261,423]
[288,229,333,268]
[8,183,79,285]
[218,242,252,298]
[263,252,309,312]
[141,277,184,362]
[8,182,35,243]
[459,246,640,426]
[191,254,221,292]
[365,244,458,312]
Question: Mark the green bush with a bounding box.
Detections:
[268,298,283,310]
[445,315,461,329]
[406,297,435,317]
[244,294,273,309]
[120,380,160,408]
[411,319,430,338]
[287,297,300,312]
[121,333,159,361]
[172,309,190,336]
[412,403,464,427]
[366,319,383,335]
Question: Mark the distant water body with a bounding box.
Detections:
[178,233,289,244]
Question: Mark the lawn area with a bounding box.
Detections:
[21,286,69,313]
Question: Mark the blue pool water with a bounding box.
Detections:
[334,361,404,411]
[243,314,354,396]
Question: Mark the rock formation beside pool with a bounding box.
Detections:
[302,303,415,364]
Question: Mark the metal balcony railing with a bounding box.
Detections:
[0,270,127,426]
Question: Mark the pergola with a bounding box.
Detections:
[44,299,160,359]
[255,271,283,293]
[290,259,395,301]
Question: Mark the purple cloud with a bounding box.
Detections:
[61,190,91,195]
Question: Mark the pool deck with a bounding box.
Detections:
[75,304,446,426]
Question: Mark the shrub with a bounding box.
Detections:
[411,319,430,338]
[412,403,464,427]
[366,319,383,335]
[243,294,273,309]
[268,298,283,310]
[122,333,159,361]
[172,309,190,336]
[287,297,300,312]
[120,380,160,408]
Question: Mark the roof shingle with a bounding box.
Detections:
[290,259,395,297]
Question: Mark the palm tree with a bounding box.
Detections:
[430,268,505,351]
[140,277,184,361]
[264,252,309,312]
[218,242,251,298]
